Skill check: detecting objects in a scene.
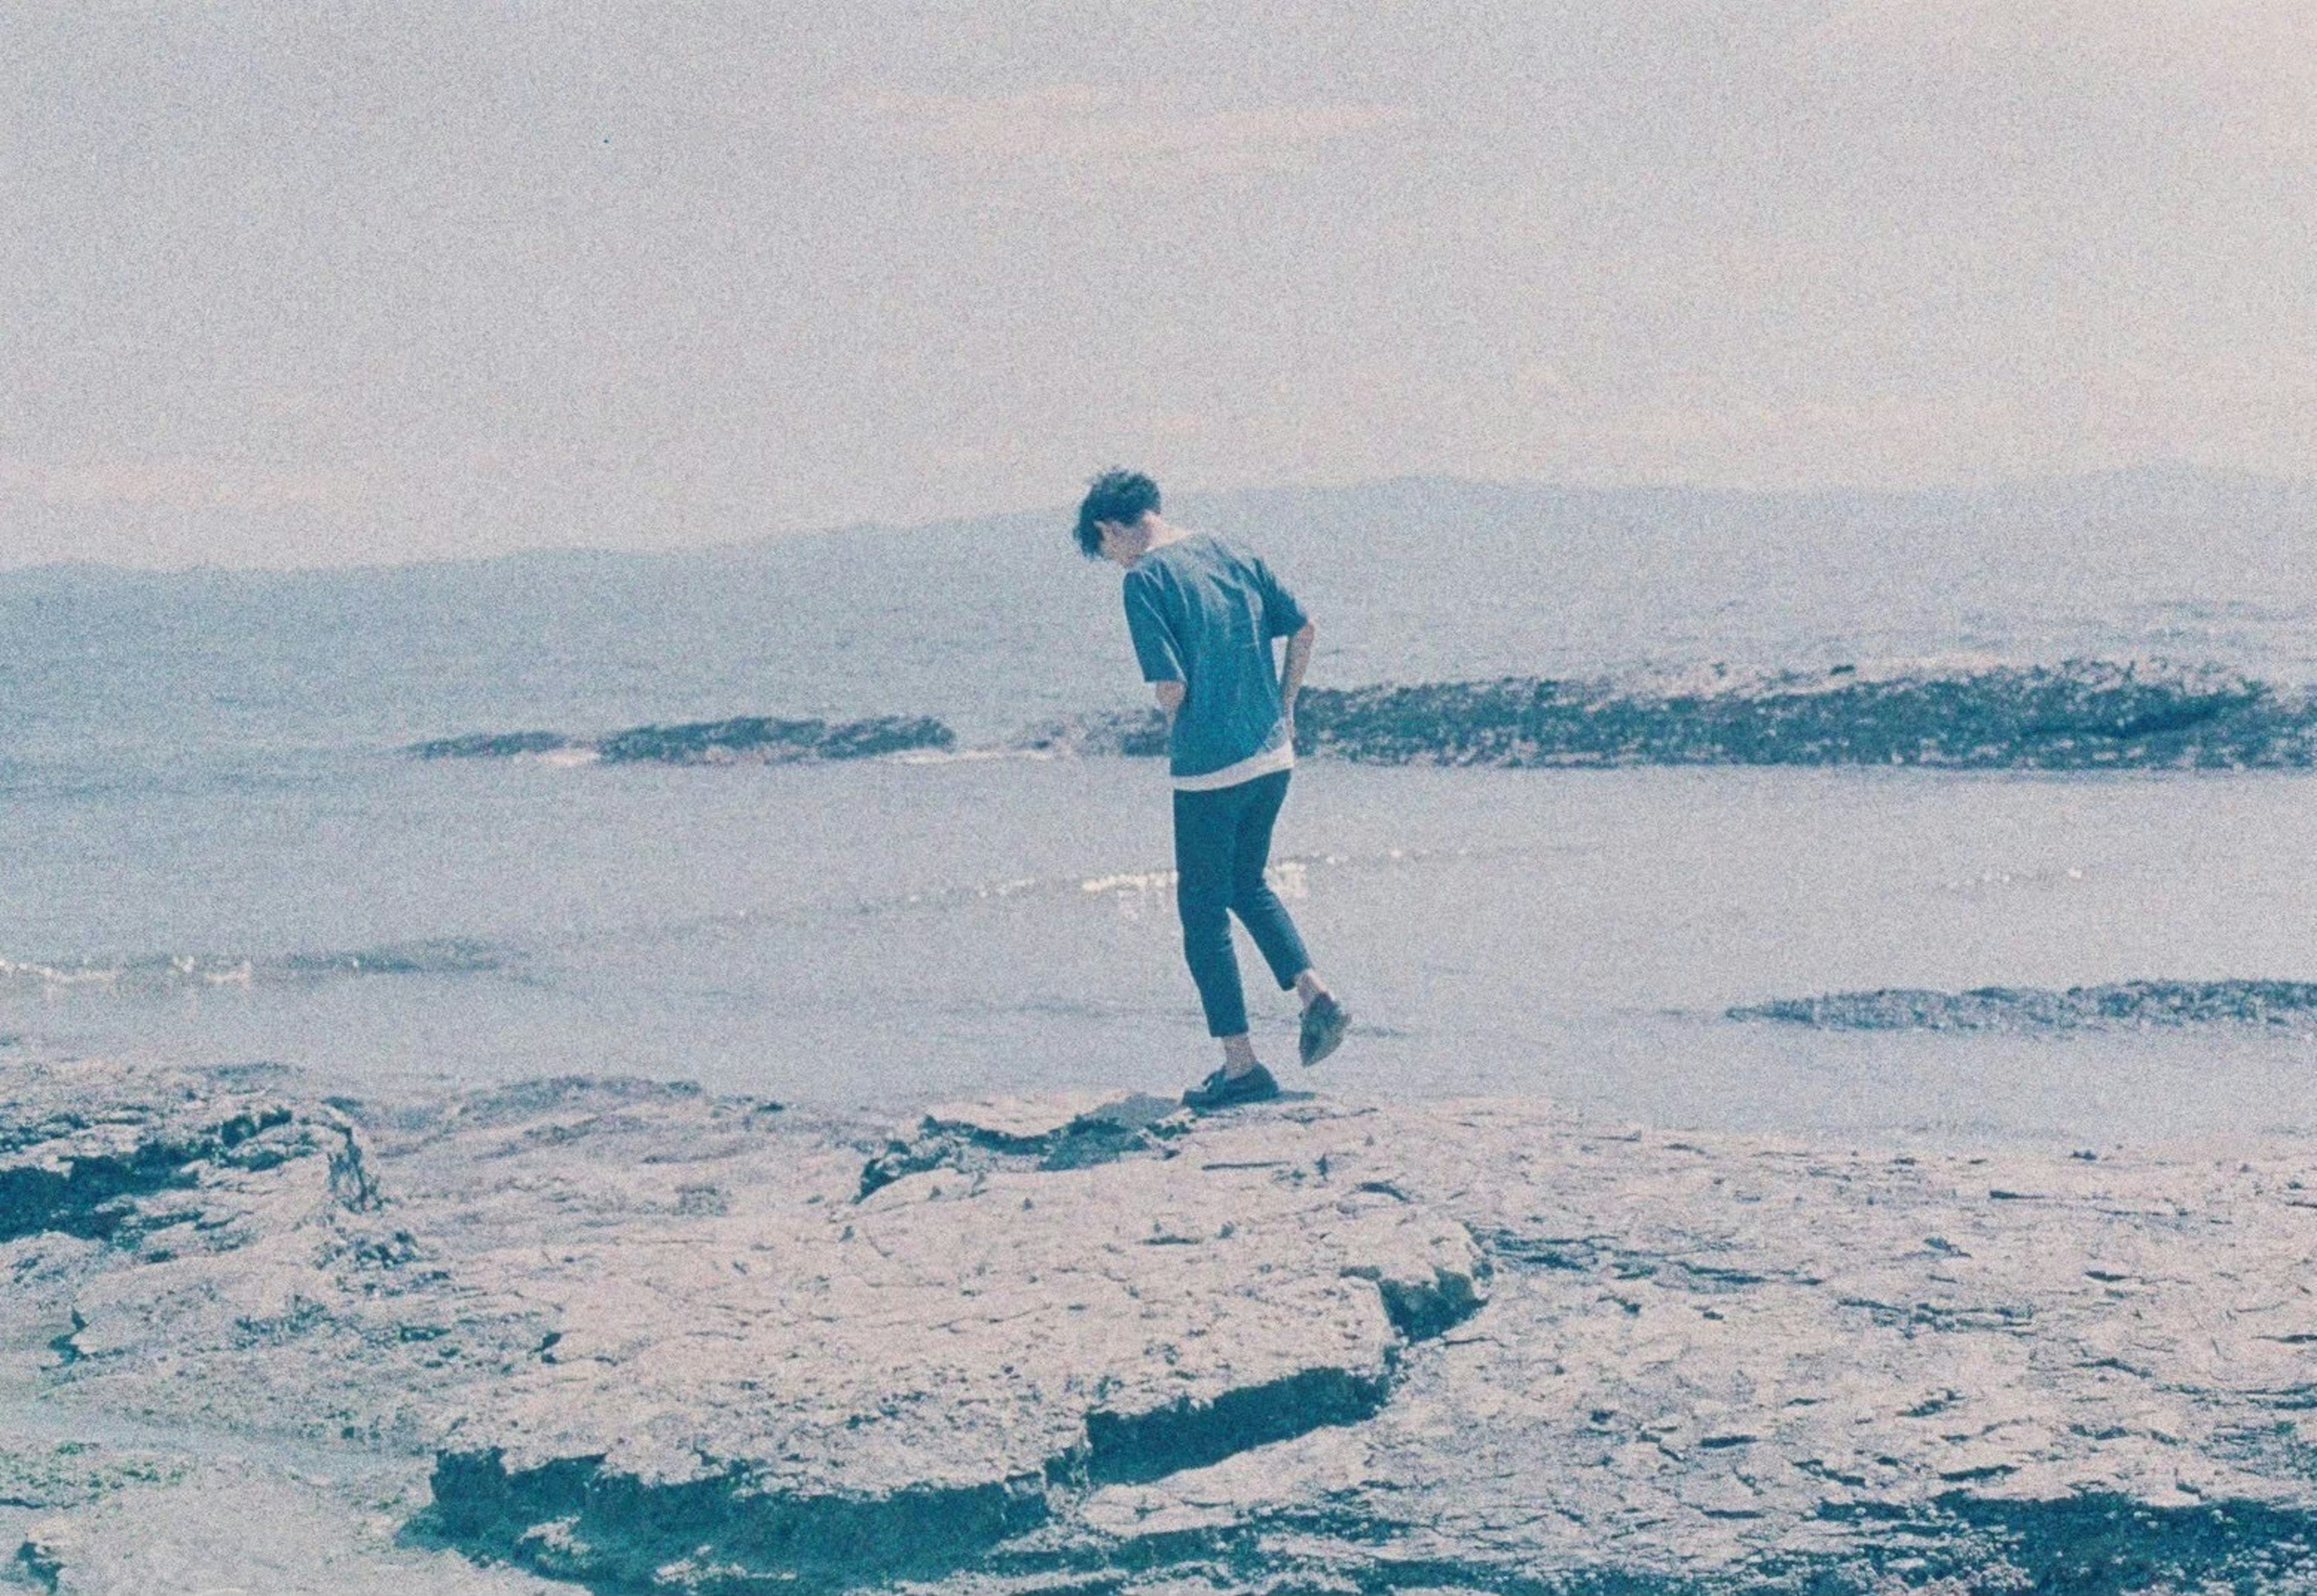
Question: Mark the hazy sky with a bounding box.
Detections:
[5,1,2312,566]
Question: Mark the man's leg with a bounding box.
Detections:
[1226,771,1319,998]
[1172,786,1254,1058]
[1228,770,1350,1066]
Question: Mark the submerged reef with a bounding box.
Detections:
[1032,660,2317,769]
[1734,978,2317,1032]
[1294,660,2317,769]
[411,713,954,765]
[8,1057,2317,1593]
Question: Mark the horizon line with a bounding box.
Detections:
[3,459,2304,580]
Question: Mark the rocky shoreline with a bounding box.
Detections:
[1289,660,2317,769]
[7,1057,2317,1593]
[410,714,955,765]
[1734,979,2317,1033]
[410,661,2317,774]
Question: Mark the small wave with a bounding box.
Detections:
[1729,979,2317,1034]
[958,846,1482,914]
[891,748,1057,766]
[615,844,1510,950]
[1077,870,1177,896]
[856,845,1530,925]
[0,938,508,995]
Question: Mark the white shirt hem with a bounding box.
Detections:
[1171,739,1296,793]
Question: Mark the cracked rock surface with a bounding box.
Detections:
[5,1057,2317,1594]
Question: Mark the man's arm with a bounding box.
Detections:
[1280,620,1315,736]
[1124,571,1186,725]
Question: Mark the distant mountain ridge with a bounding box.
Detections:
[10,462,2310,581]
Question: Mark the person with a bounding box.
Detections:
[1075,467,1352,1109]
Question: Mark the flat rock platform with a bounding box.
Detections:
[5,1057,2316,1594]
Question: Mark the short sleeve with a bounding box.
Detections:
[1122,570,1185,683]
[1252,557,1308,638]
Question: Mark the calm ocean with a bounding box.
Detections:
[5,473,2314,1142]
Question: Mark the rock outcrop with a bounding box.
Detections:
[1033,661,2317,770]
[0,1059,311,1247]
[418,662,2317,774]
[411,714,955,765]
[1734,979,2317,1032]
[1290,661,2316,769]
[7,1058,2317,1593]
[416,1090,1483,1594]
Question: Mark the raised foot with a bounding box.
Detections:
[1300,995,1353,1067]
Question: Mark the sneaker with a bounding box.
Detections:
[1299,994,1352,1067]
[1182,1063,1280,1111]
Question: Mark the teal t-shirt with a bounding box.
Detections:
[1120,532,1309,781]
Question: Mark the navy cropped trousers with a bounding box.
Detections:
[1171,769,1311,1037]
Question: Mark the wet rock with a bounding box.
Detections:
[0,1059,314,1246]
[1732,979,2317,1032]
[1042,661,2317,770]
[405,731,578,760]
[11,1531,61,1593]
[596,713,953,763]
[410,714,955,765]
[434,661,2317,774]
[1017,710,1169,758]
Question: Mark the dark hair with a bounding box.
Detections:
[1073,468,1160,558]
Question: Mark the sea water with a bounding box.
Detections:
[4,734,2315,1144]
[5,476,2316,1143]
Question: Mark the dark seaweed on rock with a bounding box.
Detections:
[425,1451,1051,1596]
[1731,979,2317,1033]
[407,730,577,759]
[589,713,955,763]
[1017,710,1170,758]
[0,1086,307,1246]
[812,714,957,760]
[1291,661,2314,769]
[411,714,955,764]
[600,715,822,763]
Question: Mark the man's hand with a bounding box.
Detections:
[1154,679,1186,722]
[1280,620,1315,746]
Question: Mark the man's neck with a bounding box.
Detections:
[1140,517,1189,555]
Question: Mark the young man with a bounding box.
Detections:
[1075,468,1352,1109]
